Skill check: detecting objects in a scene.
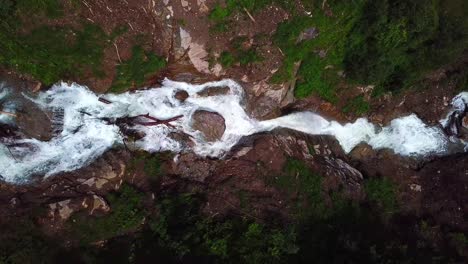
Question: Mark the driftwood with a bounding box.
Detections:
[130,113,183,128]
[0,110,17,117]
[98,97,112,104]
[95,97,182,128]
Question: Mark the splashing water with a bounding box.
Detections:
[0,83,16,124]
[0,79,465,183]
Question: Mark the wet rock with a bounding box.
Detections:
[250,95,282,120]
[249,81,288,120]
[349,144,421,179]
[173,72,195,83]
[175,90,189,102]
[197,86,230,97]
[0,123,17,138]
[15,99,53,141]
[320,157,363,197]
[172,153,214,182]
[349,144,375,160]
[192,110,226,141]
[168,131,194,148]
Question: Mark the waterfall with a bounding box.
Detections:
[0,79,466,183]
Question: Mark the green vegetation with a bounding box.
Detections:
[0,216,60,263]
[110,46,166,93]
[15,0,63,18]
[344,0,468,94]
[272,2,364,102]
[218,37,262,68]
[128,151,170,184]
[68,184,146,244]
[0,0,110,85]
[343,95,370,115]
[269,159,329,220]
[208,0,295,32]
[149,193,298,262]
[271,0,467,100]
[0,23,108,86]
[364,177,398,215]
[208,3,232,32]
[0,172,461,263]
[218,51,235,67]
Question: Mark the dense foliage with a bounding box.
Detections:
[344,0,468,94]
[1,162,465,263]
[110,46,166,93]
[0,216,60,263]
[218,37,262,68]
[68,184,146,244]
[0,0,108,85]
[271,0,467,100]
[148,193,298,263]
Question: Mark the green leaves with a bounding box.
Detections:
[0,23,107,85]
[149,193,298,262]
[110,46,166,93]
[364,177,398,215]
[343,95,370,115]
[344,0,466,93]
[68,184,146,244]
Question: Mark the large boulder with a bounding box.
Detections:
[191,110,226,142]
[174,90,189,102]
[15,102,53,141]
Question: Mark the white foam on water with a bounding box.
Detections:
[0,79,465,183]
[259,112,449,156]
[440,91,468,127]
[0,83,16,124]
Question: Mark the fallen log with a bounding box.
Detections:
[98,97,112,104]
[0,110,17,117]
[131,114,183,128]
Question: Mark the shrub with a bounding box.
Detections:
[364,177,398,214]
[344,0,468,93]
[0,23,107,85]
[68,184,146,244]
[343,95,370,115]
[110,46,166,93]
[219,51,235,67]
[149,193,298,262]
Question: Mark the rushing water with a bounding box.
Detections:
[0,79,466,183]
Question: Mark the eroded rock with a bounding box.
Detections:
[47,195,110,228]
[197,86,230,97]
[191,110,226,141]
[180,28,210,74]
[175,90,189,102]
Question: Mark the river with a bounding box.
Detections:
[0,79,467,183]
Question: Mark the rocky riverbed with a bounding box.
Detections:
[0,0,467,262]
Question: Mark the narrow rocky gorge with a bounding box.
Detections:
[0,0,467,262]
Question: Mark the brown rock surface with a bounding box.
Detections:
[191,110,226,142]
[174,90,189,102]
[197,86,230,97]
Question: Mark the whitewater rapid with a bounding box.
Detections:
[0,79,466,183]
